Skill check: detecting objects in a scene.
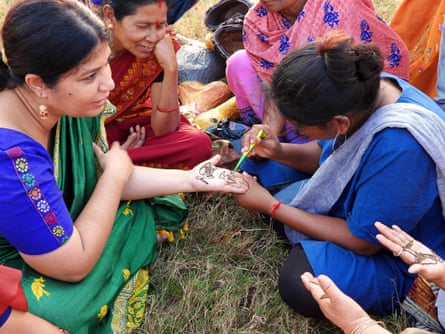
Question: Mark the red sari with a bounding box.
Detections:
[105,49,211,169]
[0,266,27,319]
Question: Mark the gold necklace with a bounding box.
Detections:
[14,87,37,116]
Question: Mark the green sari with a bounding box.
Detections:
[13,107,188,332]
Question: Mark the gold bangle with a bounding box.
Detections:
[351,319,385,334]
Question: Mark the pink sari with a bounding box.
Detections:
[226,0,410,143]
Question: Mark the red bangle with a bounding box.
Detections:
[270,201,283,219]
[157,104,179,113]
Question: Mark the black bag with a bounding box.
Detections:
[204,0,253,59]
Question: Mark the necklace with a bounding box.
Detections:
[13,87,53,148]
[14,87,38,117]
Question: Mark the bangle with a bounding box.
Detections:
[157,104,179,113]
[270,201,283,220]
[350,319,385,334]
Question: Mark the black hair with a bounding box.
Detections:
[270,30,384,125]
[0,0,109,90]
[103,0,169,21]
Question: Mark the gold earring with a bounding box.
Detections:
[39,103,48,119]
[39,94,48,119]
[107,23,114,30]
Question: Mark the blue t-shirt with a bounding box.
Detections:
[0,129,73,256]
[302,73,445,315]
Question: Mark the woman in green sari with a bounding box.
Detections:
[0,1,248,333]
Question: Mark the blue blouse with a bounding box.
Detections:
[303,73,445,314]
[0,129,73,255]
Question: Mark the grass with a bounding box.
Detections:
[0,0,408,333]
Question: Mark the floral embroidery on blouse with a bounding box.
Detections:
[6,147,68,245]
[323,1,339,29]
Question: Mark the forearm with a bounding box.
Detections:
[272,141,321,174]
[122,165,192,199]
[0,309,67,334]
[262,97,285,136]
[343,317,390,334]
[151,69,180,135]
[73,168,125,254]
[271,203,380,254]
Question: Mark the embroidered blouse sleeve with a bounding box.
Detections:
[0,145,73,255]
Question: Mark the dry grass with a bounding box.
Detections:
[146,1,407,333]
[0,0,409,333]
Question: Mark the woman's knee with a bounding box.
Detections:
[226,50,255,88]
[278,245,324,318]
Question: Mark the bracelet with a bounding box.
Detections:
[157,104,179,113]
[270,201,283,220]
[351,319,385,334]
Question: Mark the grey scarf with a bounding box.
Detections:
[285,103,445,244]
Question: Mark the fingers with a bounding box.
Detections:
[92,142,104,157]
[241,126,267,152]
[207,154,222,166]
[375,222,408,253]
[301,272,328,300]
[121,126,146,149]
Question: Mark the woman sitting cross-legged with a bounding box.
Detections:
[234,30,445,320]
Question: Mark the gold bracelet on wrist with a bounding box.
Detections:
[351,319,385,334]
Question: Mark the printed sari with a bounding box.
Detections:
[243,0,410,83]
[105,49,212,170]
[390,0,445,98]
[1,109,187,333]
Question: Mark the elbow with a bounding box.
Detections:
[153,127,175,137]
[47,267,90,283]
[352,243,381,256]
[61,270,89,283]
[152,123,179,137]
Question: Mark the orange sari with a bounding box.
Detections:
[390,0,445,98]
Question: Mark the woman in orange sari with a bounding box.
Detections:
[101,0,212,169]
[390,0,445,100]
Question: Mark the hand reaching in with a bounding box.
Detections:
[121,125,146,149]
[93,141,134,183]
[375,222,445,289]
[301,272,390,334]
